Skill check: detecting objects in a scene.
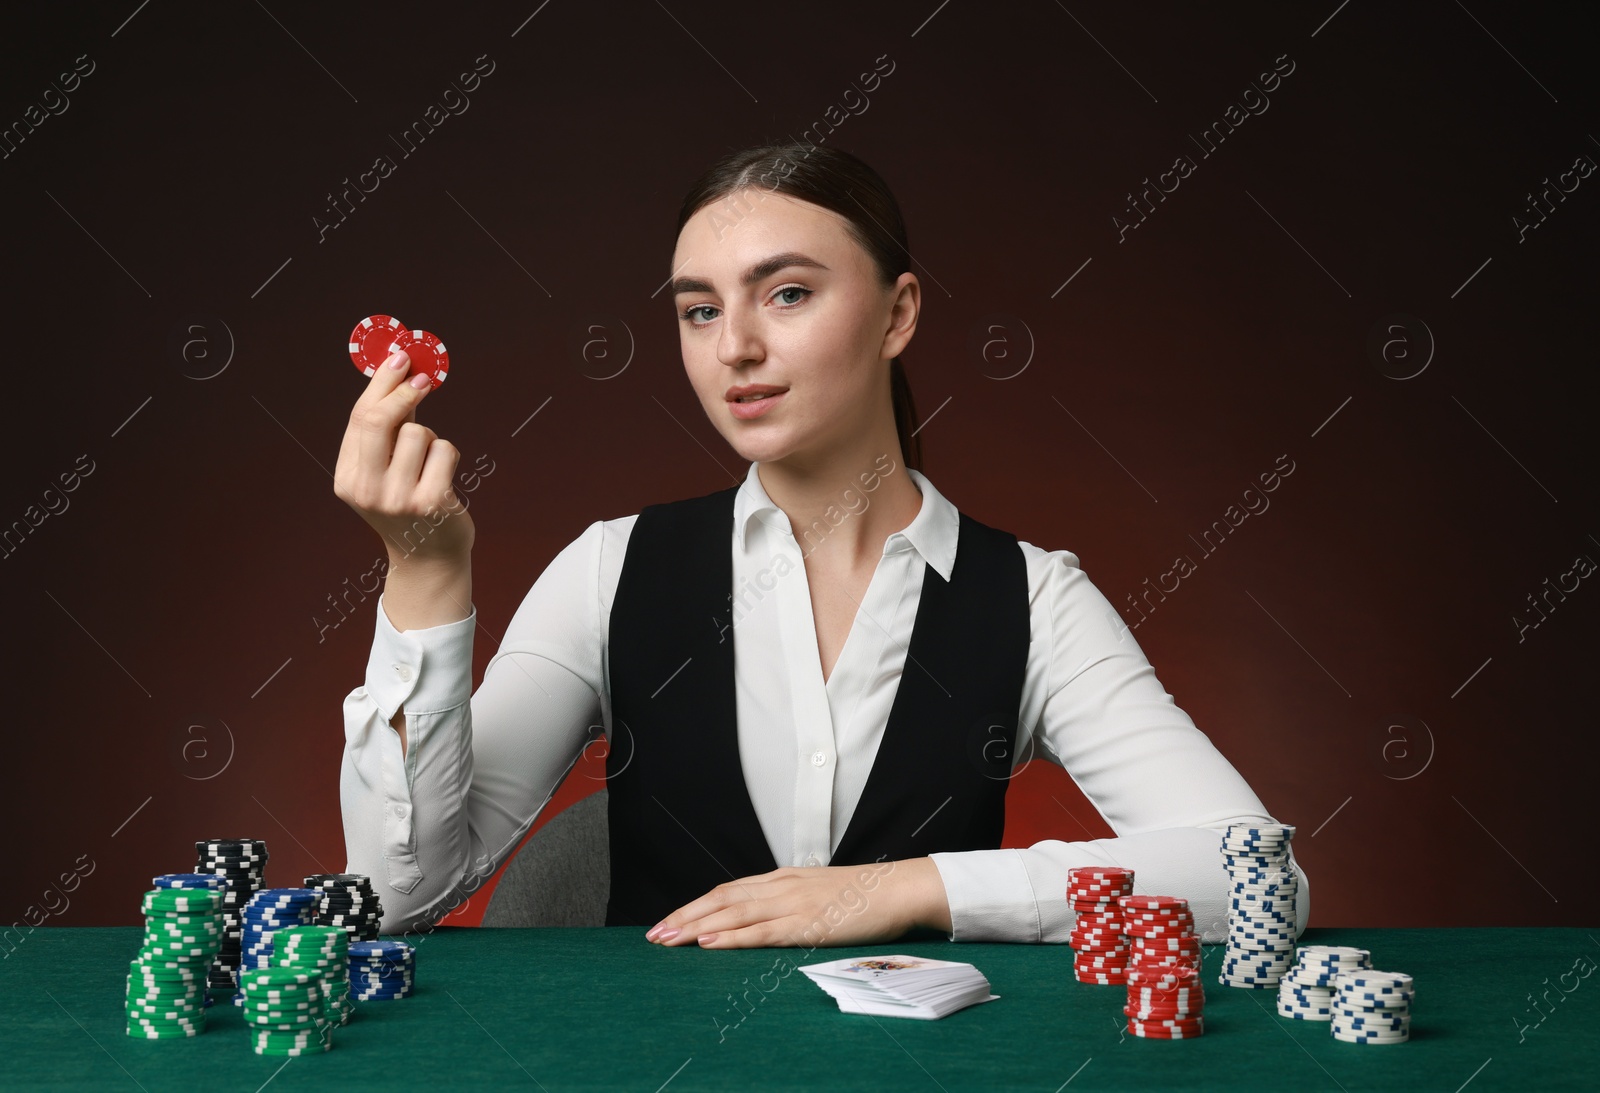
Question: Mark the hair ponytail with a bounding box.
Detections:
[889,357,920,474]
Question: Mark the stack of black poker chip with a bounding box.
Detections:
[193,838,268,989]
[304,875,383,942]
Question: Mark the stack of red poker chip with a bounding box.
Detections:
[1067,867,1135,984]
[1119,894,1201,973]
[1126,963,1205,1039]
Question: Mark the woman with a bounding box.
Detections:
[334,142,1307,949]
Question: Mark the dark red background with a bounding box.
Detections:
[2,2,1594,931]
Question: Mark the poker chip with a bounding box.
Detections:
[350,314,408,376]
[1274,946,1365,1022]
[192,838,269,989]
[303,874,384,943]
[1121,912,1204,1038]
[348,940,415,1000]
[1327,968,1413,1045]
[124,881,225,1039]
[1065,868,1141,984]
[390,328,449,389]
[1129,1016,1204,1038]
[1218,823,1299,990]
[241,967,333,1056]
[274,925,353,1027]
[233,889,323,1006]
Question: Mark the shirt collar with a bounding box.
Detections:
[732,460,959,582]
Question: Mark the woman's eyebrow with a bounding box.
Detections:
[669,251,830,296]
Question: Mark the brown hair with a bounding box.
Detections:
[673,142,922,473]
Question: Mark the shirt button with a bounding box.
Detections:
[393,804,408,819]
[804,855,821,867]
[394,664,413,682]
[811,751,827,767]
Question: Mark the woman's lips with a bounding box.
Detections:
[729,389,786,420]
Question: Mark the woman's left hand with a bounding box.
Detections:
[645,857,952,949]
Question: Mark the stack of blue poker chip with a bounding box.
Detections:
[1330,970,1413,1044]
[1276,945,1371,1020]
[232,889,323,1006]
[152,875,225,1009]
[1217,823,1299,988]
[348,940,415,1000]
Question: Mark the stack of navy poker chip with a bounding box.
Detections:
[348,940,415,1001]
[1217,823,1300,988]
[151,874,226,1009]
[193,838,269,990]
[304,874,384,943]
[1330,969,1413,1044]
[1276,945,1371,1020]
[231,888,323,1006]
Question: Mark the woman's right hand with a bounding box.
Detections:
[334,350,475,627]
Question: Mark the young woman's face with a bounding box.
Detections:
[670,188,912,468]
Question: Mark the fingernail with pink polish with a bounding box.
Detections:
[657,927,680,942]
[697,933,717,946]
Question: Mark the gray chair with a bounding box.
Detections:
[481,788,610,926]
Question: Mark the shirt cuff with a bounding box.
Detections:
[364,593,477,723]
[929,848,1061,943]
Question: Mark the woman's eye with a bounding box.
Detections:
[679,286,812,325]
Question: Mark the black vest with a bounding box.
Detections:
[604,483,1030,927]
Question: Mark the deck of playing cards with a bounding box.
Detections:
[798,954,998,1019]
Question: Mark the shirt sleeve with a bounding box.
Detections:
[928,548,1311,943]
[339,519,612,934]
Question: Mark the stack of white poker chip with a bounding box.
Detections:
[1331,970,1413,1044]
[1277,945,1371,1020]
[1218,823,1299,989]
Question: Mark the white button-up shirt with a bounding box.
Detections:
[340,460,1308,941]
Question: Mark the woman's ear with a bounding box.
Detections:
[883,273,920,359]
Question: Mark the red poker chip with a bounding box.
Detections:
[1077,973,1130,985]
[1126,1006,1204,1020]
[1075,953,1131,966]
[1128,995,1206,1012]
[1134,935,1204,951]
[1068,867,1134,882]
[1075,909,1122,923]
[349,314,408,375]
[1133,958,1202,974]
[1126,993,1205,1007]
[1124,928,1196,941]
[1125,920,1195,931]
[1129,967,1202,986]
[1123,907,1195,919]
[1132,946,1202,960]
[390,328,450,389]
[1129,1020,1205,1038]
[1119,895,1189,912]
[1130,1016,1206,1029]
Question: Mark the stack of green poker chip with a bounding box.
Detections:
[240,966,333,1056]
[273,926,353,1027]
[127,887,225,1039]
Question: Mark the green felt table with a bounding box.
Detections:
[2,926,1596,1091]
